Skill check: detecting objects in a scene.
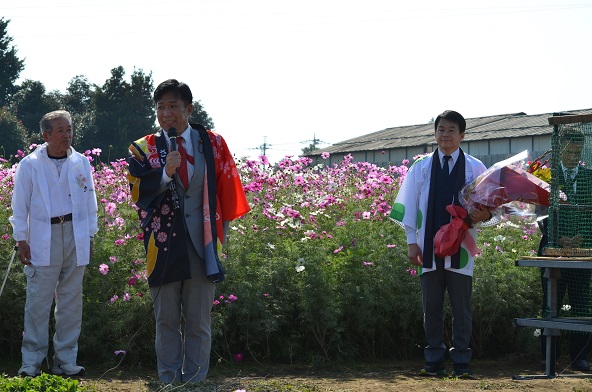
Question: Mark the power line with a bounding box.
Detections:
[244,134,332,157]
[247,136,272,157]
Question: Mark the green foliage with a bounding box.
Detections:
[0,107,28,162]
[470,223,541,357]
[191,100,215,130]
[0,152,548,369]
[62,76,96,149]
[91,66,156,160]
[0,18,25,107]
[0,373,85,391]
[11,79,63,139]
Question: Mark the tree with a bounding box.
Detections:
[126,68,156,145]
[92,66,155,160]
[301,143,318,155]
[0,18,25,107]
[11,80,62,141]
[191,100,215,130]
[63,75,94,115]
[63,75,96,148]
[0,107,28,161]
[301,134,321,155]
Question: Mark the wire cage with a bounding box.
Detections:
[543,113,592,257]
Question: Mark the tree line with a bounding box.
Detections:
[0,18,215,162]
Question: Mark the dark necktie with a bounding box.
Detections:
[177,136,194,189]
[443,155,452,177]
[565,169,576,199]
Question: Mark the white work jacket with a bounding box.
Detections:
[9,144,99,266]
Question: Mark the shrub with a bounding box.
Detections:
[0,373,86,391]
[0,149,545,368]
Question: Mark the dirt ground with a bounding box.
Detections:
[76,358,592,391]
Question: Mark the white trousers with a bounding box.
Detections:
[21,221,85,367]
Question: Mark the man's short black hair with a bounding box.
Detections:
[153,79,193,106]
[559,126,585,146]
[434,110,466,134]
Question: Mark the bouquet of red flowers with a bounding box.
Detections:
[460,150,550,214]
[434,150,550,258]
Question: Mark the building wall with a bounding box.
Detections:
[321,135,552,168]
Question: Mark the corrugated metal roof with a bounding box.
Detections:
[308,109,592,155]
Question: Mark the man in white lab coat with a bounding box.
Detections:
[10,110,98,377]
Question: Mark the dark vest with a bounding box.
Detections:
[423,150,466,269]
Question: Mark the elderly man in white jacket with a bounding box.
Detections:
[9,110,98,377]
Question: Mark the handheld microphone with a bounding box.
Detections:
[168,128,178,151]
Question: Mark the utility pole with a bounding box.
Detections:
[260,136,270,156]
[311,133,320,150]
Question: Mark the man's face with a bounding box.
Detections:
[435,118,464,155]
[561,141,583,169]
[156,91,193,134]
[43,118,72,156]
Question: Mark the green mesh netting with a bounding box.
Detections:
[545,115,592,257]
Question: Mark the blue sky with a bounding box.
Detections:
[3,0,592,162]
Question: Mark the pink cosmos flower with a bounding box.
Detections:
[99,264,109,275]
[110,295,118,303]
[105,202,116,215]
[321,152,330,159]
[109,256,117,263]
[406,267,417,277]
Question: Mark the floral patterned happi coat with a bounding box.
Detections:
[127,128,250,286]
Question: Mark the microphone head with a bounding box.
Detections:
[167,128,177,138]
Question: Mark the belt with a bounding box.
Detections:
[50,213,73,224]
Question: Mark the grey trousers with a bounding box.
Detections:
[150,244,216,383]
[420,265,473,365]
[22,221,84,367]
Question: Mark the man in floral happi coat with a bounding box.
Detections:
[390,110,491,379]
[127,79,250,383]
[10,110,98,377]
